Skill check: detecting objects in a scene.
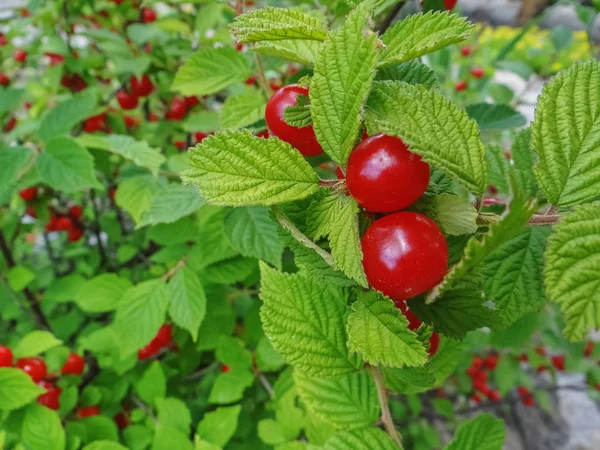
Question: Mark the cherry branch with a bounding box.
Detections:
[89,189,108,267]
[162,257,187,281]
[370,366,404,449]
[254,54,273,98]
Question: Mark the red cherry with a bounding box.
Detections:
[83,113,107,133]
[109,187,117,199]
[474,380,490,395]
[148,112,158,122]
[487,390,501,402]
[519,353,529,362]
[460,46,471,57]
[67,226,84,243]
[245,76,257,86]
[195,132,209,143]
[335,167,345,179]
[153,325,173,348]
[45,52,65,66]
[269,79,282,92]
[536,365,548,373]
[584,341,594,357]
[551,355,565,371]
[472,370,488,384]
[117,90,139,110]
[0,346,13,367]
[69,205,83,220]
[14,49,27,63]
[54,217,72,231]
[517,386,530,397]
[77,405,100,418]
[0,34,7,46]
[0,73,10,87]
[167,97,187,121]
[256,130,269,139]
[61,74,87,93]
[114,412,130,429]
[5,116,17,132]
[471,67,485,79]
[20,7,31,16]
[522,396,535,407]
[19,187,38,202]
[471,393,482,403]
[62,353,85,375]
[429,332,440,356]
[16,358,47,382]
[443,0,458,9]
[466,366,480,378]
[455,81,468,92]
[37,381,62,410]
[346,134,430,213]
[124,115,137,127]
[174,141,186,150]
[362,212,448,301]
[535,347,546,356]
[184,96,200,108]
[130,74,154,97]
[264,84,323,157]
[395,301,422,331]
[485,354,499,371]
[141,8,156,22]
[26,206,37,218]
[138,341,160,360]
[221,364,231,373]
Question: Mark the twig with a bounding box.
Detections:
[376,1,405,34]
[254,54,273,98]
[318,178,344,188]
[259,373,274,397]
[370,366,404,449]
[528,214,560,227]
[182,362,218,381]
[132,396,158,423]
[89,189,108,267]
[162,257,187,281]
[79,352,100,392]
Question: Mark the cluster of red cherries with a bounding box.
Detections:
[264,85,448,355]
[466,354,501,403]
[19,188,85,242]
[455,45,485,92]
[137,324,174,360]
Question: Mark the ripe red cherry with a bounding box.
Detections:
[154,324,173,348]
[471,67,485,79]
[429,332,440,356]
[16,358,47,382]
[69,205,83,220]
[167,97,187,121]
[0,346,13,367]
[174,141,186,150]
[117,90,139,110]
[130,74,154,97]
[487,390,501,402]
[142,8,157,22]
[54,216,72,231]
[535,346,546,356]
[114,412,130,429]
[195,132,209,143]
[67,226,84,243]
[395,301,422,331]
[346,134,430,213]
[584,341,594,357]
[138,341,160,360]
[551,355,565,371]
[444,0,458,9]
[61,74,87,92]
[221,364,231,373]
[264,84,323,157]
[517,386,530,397]
[0,34,7,46]
[256,130,269,139]
[185,96,201,108]
[362,212,448,301]
[460,45,471,57]
[455,81,468,91]
[37,381,62,410]
[471,393,482,403]
[77,405,101,418]
[14,49,27,63]
[124,115,137,127]
[62,353,85,375]
[485,354,499,370]
[0,73,9,87]
[522,396,535,407]
[45,52,65,66]
[19,187,38,202]
[83,113,106,133]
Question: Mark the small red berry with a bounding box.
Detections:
[362,212,448,301]
[455,81,468,92]
[472,370,488,384]
[551,355,565,371]
[174,141,186,150]
[141,8,156,22]
[26,206,37,218]
[124,115,137,128]
[471,67,485,79]
[522,396,535,407]
[519,353,529,362]
[148,112,158,122]
[67,226,84,243]
[429,332,440,356]
[153,324,173,348]
[335,167,345,179]
[14,49,27,63]
[83,113,107,133]
[443,0,458,9]
[117,90,139,110]
[460,46,471,57]
[536,365,548,373]
[195,132,209,143]
[62,353,85,375]
[19,187,38,202]
[221,364,231,373]
[485,354,499,371]
[114,412,130,429]
[45,52,65,66]
[69,205,83,220]
[16,358,47,382]
[61,74,87,93]
[0,346,13,367]
[396,301,422,331]
[346,134,430,213]
[0,73,10,87]
[264,84,323,157]
[471,393,482,403]
[184,96,200,108]
[166,97,187,121]
[77,405,100,418]
[54,216,72,232]
[487,390,501,402]
[130,74,154,97]
[256,130,269,139]
[517,386,530,397]
[0,34,7,46]
[138,341,160,360]
[245,76,257,86]
[108,187,117,200]
[584,341,594,357]
[5,116,17,132]
[269,79,282,92]
[535,347,546,356]
[37,381,62,410]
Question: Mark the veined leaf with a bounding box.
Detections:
[22,405,65,450]
[196,405,241,447]
[231,7,328,42]
[310,0,378,166]
[39,90,96,142]
[137,184,204,228]
[511,128,538,197]
[322,428,397,450]
[443,413,505,450]
[545,202,600,341]
[172,47,253,96]
[0,368,45,411]
[347,292,428,367]
[75,274,132,313]
[13,331,62,358]
[366,81,487,193]
[115,175,164,224]
[487,145,510,194]
[259,263,360,378]
[220,91,266,130]
[284,94,312,128]
[168,267,206,342]
[254,39,321,65]
[532,60,600,207]
[183,130,319,206]
[417,193,478,235]
[380,12,474,66]
[466,103,527,130]
[376,60,440,90]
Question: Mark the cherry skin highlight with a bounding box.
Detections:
[362,212,448,301]
[16,357,47,382]
[346,134,430,213]
[0,345,13,367]
[264,84,323,156]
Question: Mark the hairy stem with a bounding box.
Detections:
[89,189,108,267]
[369,366,404,449]
[254,54,273,98]
[162,257,187,281]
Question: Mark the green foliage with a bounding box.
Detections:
[196,405,241,447]
[220,91,267,130]
[0,369,45,411]
[13,331,62,358]
[443,413,505,450]
[168,267,207,341]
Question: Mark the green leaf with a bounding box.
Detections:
[294,370,378,429]
[168,267,206,342]
[216,336,253,371]
[310,0,378,166]
[510,128,538,198]
[115,175,163,224]
[13,331,62,358]
[466,103,527,130]
[366,81,487,193]
[224,206,283,268]
[259,263,360,378]
[39,90,96,142]
[256,337,286,372]
[322,427,397,450]
[376,60,440,90]
[0,368,45,411]
[532,60,600,207]
[183,111,220,134]
[198,256,257,285]
[347,292,428,367]
[418,193,478,235]
[231,7,328,42]
[82,442,128,450]
[545,202,600,341]
[0,87,25,115]
[183,130,319,206]
[254,39,321,65]
[220,91,266,129]
[137,184,204,228]
[486,145,510,193]
[75,274,133,313]
[484,227,550,327]
[113,279,170,357]
[82,416,119,443]
[443,413,505,450]
[22,404,66,450]
[7,266,34,291]
[208,370,254,404]
[172,47,252,96]
[380,12,474,66]
[284,94,312,128]
[135,361,166,405]
[0,146,34,198]
[37,137,101,192]
[156,398,192,434]
[196,405,241,447]
[152,426,193,450]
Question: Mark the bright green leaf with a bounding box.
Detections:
[168,267,206,342]
[0,368,45,411]
[75,274,132,313]
[22,404,66,450]
[220,91,266,129]
[443,413,505,450]
[196,405,241,447]
[39,90,96,142]
[13,331,62,358]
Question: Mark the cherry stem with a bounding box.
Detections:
[162,257,187,281]
[369,366,404,449]
[318,178,343,188]
[254,54,273,98]
[528,214,560,226]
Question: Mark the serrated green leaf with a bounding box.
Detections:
[0,146,35,199]
[510,128,538,197]
[22,405,65,450]
[466,103,527,130]
[376,60,440,90]
[168,267,206,342]
[322,427,397,450]
[0,87,25,115]
[75,274,132,313]
[39,90,96,142]
[380,12,474,66]
[284,94,312,128]
[115,175,163,224]
[347,291,428,367]
[37,137,101,192]
[231,7,328,42]
[135,361,166,405]
[198,256,257,285]
[156,398,192,434]
[172,47,252,96]
[254,39,321,65]
[82,442,128,450]
[13,331,62,358]
[183,130,319,206]
[196,405,241,447]
[545,202,600,341]
[137,184,204,228]
[259,263,360,378]
[294,370,378,429]
[532,60,600,207]
[82,416,119,443]
[0,368,45,411]
[152,425,193,450]
[366,81,487,193]
[310,0,378,166]
[443,413,505,450]
[220,91,266,129]
[419,193,478,235]
[484,227,550,327]
[208,370,254,404]
[114,279,170,357]
[486,145,510,193]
